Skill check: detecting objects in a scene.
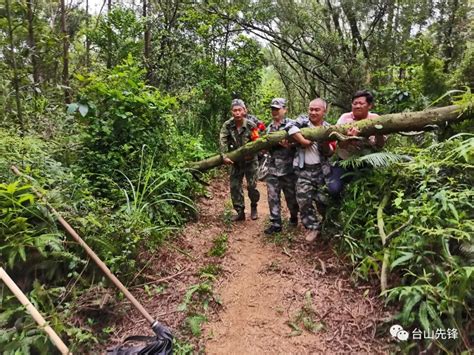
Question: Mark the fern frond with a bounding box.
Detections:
[452,86,474,111]
[444,135,474,164]
[339,152,412,169]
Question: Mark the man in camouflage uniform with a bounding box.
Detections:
[264,98,299,235]
[285,98,335,242]
[219,99,260,221]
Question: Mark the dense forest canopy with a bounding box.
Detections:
[0,0,472,353]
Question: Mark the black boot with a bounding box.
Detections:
[232,210,245,222]
[289,215,298,227]
[250,204,258,220]
[264,225,282,235]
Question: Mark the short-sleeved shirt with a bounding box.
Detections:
[336,112,382,160]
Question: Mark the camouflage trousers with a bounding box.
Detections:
[230,159,260,213]
[266,173,298,228]
[296,165,327,231]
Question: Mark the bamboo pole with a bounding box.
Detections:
[0,267,71,355]
[10,165,156,326]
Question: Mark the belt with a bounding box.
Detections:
[300,163,321,170]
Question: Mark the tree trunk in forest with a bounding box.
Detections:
[189,105,471,172]
[86,0,90,69]
[27,0,39,95]
[60,0,71,103]
[341,0,369,60]
[143,0,151,80]
[5,0,24,133]
[106,0,112,69]
[442,0,459,72]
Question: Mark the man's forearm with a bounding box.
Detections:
[291,132,306,145]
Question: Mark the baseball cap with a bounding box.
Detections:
[231,99,246,108]
[270,98,287,109]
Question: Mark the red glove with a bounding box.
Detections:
[257,122,266,132]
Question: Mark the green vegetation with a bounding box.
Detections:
[185,314,207,337]
[287,291,325,336]
[1,0,472,353]
[327,132,473,352]
[178,281,219,338]
[199,264,222,278]
[208,234,228,258]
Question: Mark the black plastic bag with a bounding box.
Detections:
[107,324,173,355]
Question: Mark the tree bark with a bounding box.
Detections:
[5,0,24,134]
[189,105,471,172]
[60,0,71,103]
[27,0,39,93]
[86,0,90,69]
[106,0,112,69]
[341,0,369,60]
[143,0,151,80]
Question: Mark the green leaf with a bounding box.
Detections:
[8,251,16,269]
[425,303,443,329]
[18,247,26,261]
[186,314,207,336]
[286,321,303,337]
[400,292,422,323]
[447,203,459,221]
[66,103,78,114]
[464,266,474,279]
[0,309,17,326]
[390,252,414,270]
[78,103,89,117]
[418,302,430,331]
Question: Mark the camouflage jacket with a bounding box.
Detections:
[266,117,296,177]
[285,115,332,176]
[219,118,257,160]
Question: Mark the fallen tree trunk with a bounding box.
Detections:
[189,105,471,172]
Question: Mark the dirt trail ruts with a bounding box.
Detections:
[203,180,391,354]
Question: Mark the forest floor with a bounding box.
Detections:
[105,172,395,354]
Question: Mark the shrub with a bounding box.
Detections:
[329,134,473,352]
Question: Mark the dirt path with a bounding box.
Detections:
[106,175,392,354]
[202,180,390,354]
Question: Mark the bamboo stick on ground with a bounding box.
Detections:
[0,267,71,355]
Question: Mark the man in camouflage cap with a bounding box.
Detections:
[219,99,260,221]
[264,98,299,235]
[285,98,335,242]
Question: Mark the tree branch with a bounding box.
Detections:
[188,105,470,172]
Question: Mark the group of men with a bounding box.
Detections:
[219,91,384,242]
